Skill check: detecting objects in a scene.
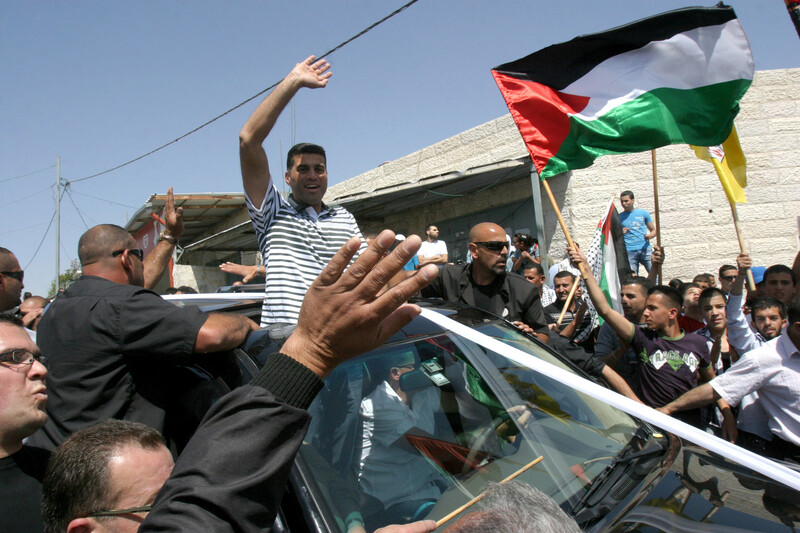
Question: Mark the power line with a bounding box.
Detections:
[68,188,139,209]
[24,188,64,270]
[0,221,50,236]
[68,0,421,184]
[65,187,89,229]
[0,164,56,183]
[0,184,54,209]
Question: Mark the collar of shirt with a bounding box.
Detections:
[457,264,509,303]
[287,194,330,219]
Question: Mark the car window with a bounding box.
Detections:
[297,318,639,531]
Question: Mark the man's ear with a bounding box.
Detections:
[67,517,101,533]
[285,171,291,185]
[468,243,478,260]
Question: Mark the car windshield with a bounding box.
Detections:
[297,308,639,531]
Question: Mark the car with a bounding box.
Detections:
[165,295,800,532]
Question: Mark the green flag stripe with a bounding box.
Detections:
[540,79,751,179]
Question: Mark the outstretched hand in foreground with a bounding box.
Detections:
[281,230,439,379]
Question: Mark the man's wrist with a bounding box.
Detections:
[159,231,178,245]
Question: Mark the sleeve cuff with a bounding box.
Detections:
[250,353,324,410]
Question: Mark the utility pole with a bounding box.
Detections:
[55,156,61,293]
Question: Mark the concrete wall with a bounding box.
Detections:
[330,68,800,281]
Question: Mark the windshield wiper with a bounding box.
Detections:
[572,428,667,520]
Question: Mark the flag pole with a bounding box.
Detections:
[541,179,590,278]
[651,149,662,284]
[729,201,757,292]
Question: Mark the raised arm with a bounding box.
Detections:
[726,253,759,354]
[647,245,663,284]
[239,56,332,207]
[568,245,635,342]
[144,187,183,290]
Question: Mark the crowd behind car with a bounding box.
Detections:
[2,54,800,532]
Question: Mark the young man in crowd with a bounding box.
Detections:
[658,295,800,462]
[619,190,657,275]
[417,224,449,267]
[763,264,797,308]
[568,246,734,434]
[544,271,595,350]
[678,282,705,333]
[719,264,738,294]
[523,264,556,307]
[594,276,654,390]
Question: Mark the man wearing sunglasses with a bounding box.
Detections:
[29,224,259,451]
[421,222,549,342]
[0,315,50,533]
[0,247,25,315]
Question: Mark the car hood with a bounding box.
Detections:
[588,439,800,532]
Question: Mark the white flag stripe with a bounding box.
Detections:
[564,19,754,120]
[420,308,800,492]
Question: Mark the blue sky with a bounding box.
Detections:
[2,1,799,296]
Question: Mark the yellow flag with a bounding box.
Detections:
[691,125,747,204]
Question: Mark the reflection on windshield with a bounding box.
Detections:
[300,319,638,531]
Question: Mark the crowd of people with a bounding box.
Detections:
[2,54,799,532]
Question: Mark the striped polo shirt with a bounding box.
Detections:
[246,184,364,326]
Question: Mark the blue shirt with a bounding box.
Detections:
[403,255,419,271]
[620,208,652,251]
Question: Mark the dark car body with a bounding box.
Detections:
[167,296,800,532]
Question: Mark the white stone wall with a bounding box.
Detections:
[329,68,800,282]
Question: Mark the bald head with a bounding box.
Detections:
[469,223,505,243]
[78,225,133,267]
[0,247,16,271]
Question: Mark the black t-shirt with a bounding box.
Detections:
[29,276,209,450]
[0,445,51,533]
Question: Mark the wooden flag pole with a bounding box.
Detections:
[435,456,545,528]
[541,179,590,278]
[729,201,757,292]
[557,273,582,327]
[651,150,662,284]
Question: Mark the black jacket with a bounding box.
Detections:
[421,264,548,332]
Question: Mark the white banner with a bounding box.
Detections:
[420,308,800,492]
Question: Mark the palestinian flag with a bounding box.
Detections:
[584,199,632,325]
[491,5,754,180]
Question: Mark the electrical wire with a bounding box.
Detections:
[68,189,139,209]
[0,164,56,183]
[68,0,421,184]
[0,221,50,236]
[0,184,54,209]
[65,187,90,229]
[24,188,64,270]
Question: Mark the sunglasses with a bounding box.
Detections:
[0,270,24,282]
[473,241,508,252]
[112,249,144,261]
[720,275,737,282]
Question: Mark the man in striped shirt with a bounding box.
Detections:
[240,56,364,327]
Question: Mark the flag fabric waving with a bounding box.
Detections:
[492,5,754,180]
[583,199,632,325]
[691,125,748,204]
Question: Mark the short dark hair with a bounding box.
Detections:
[620,190,634,199]
[425,224,438,233]
[42,420,166,533]
[621,275,654,292]
[751,296,787,319]
[286,143,326,171]
[719,264,737,277]
[693,273,714,284]
[513,232,534,248]
[553,270,576,283]
[648,285,683,310]
[699,287,727,307]
[678,281,701,298]
[764,264,797,285]
[789,295,800,326]
[175,285,197,294]
[525,263,545,277]
[78,224,133,267]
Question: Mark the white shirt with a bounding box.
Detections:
[358,381,446,508]
[246,185,364,325]
[712,332,800,446]
[418,239,448,259]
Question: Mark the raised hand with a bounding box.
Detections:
[289,55,332,89]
